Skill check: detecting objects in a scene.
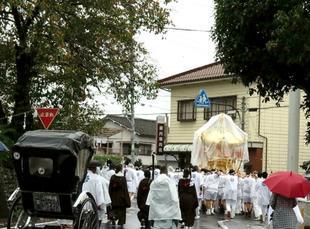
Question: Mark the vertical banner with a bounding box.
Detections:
[156,123,165,154]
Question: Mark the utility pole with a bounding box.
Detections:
[287,89,300,172]
[127,2,136,164]
[241,97,246,131]
[130,87,136,163]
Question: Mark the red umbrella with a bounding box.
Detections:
[263,171,310,198]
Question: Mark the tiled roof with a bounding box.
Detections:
[98,128,122,137]
[105,115,156,138]
[158,62,230,87]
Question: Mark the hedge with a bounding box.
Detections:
[93,154,123,166]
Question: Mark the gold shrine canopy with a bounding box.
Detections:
[191,113,249,171]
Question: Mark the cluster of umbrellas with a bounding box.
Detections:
[264,171,310,198]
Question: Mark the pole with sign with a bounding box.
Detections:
[36,108,59,129]
[195,89,210,108]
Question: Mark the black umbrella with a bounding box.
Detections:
[0,141,9,152]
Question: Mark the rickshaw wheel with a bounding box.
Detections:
[7,196,32,229]
[75,197,99,229]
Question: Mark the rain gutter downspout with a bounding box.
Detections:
[258,95,268,171]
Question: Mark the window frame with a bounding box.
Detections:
[177,99,196,121]
[203,96,237,120]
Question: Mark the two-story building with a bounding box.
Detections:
[159,62,310,172]
[94,115,156,165]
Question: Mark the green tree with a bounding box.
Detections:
[212,1,310,142]
[0,0,173,137]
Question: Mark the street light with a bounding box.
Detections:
[151,152,156,180]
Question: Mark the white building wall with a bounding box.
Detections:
[100,120,156,156]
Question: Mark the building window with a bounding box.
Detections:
[138,144,152,155]
[123,143,131,155]
[204,96,237,120]
[177,99,196,121]
[123,143,146,155]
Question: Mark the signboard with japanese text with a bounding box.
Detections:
[36,108,59,129]
[156,123,165,154]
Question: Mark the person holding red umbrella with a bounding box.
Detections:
[269,193,298,228]
[264,171,309,228]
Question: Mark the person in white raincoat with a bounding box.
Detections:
[223,169,238,219]
[252,171,262,220]
[146,166,181,229]
[242,171,255,217]
[82,161,105,224]
[152,166,161,180]
[96,167,112,223]
[256,172,271,222]
[203,170,220,215]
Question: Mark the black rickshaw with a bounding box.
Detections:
[7,130,99,229]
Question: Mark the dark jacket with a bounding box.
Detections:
[109,174,131,208]
[178,178,198,227]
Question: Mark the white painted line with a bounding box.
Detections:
[217,220,229,229]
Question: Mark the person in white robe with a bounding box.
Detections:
[136,167,145,185]
[235,172,244,215]
[223,169,238,219]
[191,166,204,219]
[216,171,226,213]
[101,163,115,181]
[82,161,105,225]
[146,166,181,229]
[124,163,138,200]
[168,166,180,187]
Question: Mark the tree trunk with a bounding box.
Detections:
[11,45,34,136]
[0,100,7,125]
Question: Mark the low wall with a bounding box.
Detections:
[0,162,17,220]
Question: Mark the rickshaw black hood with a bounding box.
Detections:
[13,130,93,155]
[12,130,94,194]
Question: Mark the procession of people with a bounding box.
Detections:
[81,157,306,229]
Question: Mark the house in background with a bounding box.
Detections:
[94,115,157,165]
[159,62,310,172]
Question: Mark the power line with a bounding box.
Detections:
[0,104,292,121]
[164,27,212,33]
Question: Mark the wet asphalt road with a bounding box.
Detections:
[100,198,221,229]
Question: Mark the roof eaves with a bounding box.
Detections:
[106,116,144,136]
[158,61,222,84]
[160,74,232,88]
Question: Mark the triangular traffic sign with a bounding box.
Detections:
[195,89,210,108]
[36,108,59,129]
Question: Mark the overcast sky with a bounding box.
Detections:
[99,0,216,120]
